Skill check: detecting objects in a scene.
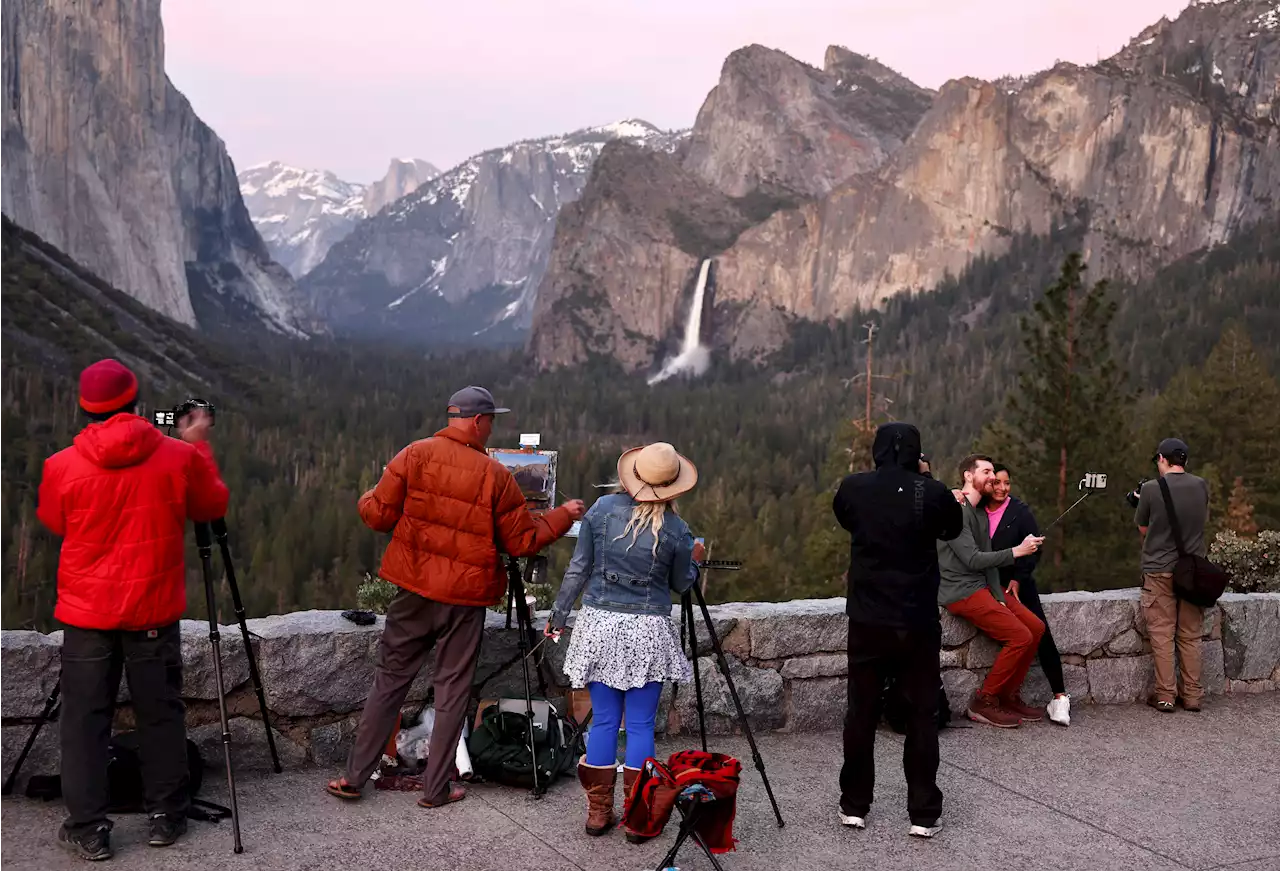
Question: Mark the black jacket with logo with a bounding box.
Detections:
[834,423,964,629]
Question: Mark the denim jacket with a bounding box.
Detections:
[549,493,699,628]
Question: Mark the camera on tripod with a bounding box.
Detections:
[153,398,216,429]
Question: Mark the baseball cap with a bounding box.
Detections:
[1155,437,1189,464]
[447,386,510,417]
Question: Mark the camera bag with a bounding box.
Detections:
[1157,478,1231,607]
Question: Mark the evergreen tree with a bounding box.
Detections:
[984,253,1134,588]
[1148,324,1280,527]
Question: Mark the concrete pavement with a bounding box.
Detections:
[2,694,1277,871]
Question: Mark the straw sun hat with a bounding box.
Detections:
[616,442,698,503]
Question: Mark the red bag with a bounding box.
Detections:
[623,751,742,853]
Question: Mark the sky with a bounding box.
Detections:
[163,0,1194,183]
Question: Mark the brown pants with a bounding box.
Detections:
[345,588,485,803]
[1141,572,1203,705]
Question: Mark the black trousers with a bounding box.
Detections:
[1009,576,1066,696]
[840,622,943,826]
[60,622,189,832]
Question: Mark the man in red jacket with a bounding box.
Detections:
[37,359,229,861]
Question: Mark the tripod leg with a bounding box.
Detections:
[521,558,550,698]
[211,518,281,775]
[692,585,785,828]
[507,557,542,798]
[655,815,694,871]
[691,829,728,871]
[196,523,243,854]
[2,682,61,795]
[683,594,708,752]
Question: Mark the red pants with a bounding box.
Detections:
[947,588,1045,701]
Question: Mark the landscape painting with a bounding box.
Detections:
[488,449,557,508]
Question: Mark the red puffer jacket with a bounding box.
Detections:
[37,414,230,630]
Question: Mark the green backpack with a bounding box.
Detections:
[467,702,582,789]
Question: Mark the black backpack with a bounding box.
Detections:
[26,732,229,822]
[883,675,952,734]
[468,703,582,789]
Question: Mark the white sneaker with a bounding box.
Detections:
[1047,694,1071,727]
[839,812,866,829]
[909,822,942,838]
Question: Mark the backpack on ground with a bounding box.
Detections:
[467,701,582,789]
[883,675,952,734]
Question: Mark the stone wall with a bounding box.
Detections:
[2,591,1277,788]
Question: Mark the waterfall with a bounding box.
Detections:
[648,259,712,385]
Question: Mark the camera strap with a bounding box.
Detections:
[1157,477,1187,558]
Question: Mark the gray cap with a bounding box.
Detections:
[1155,437,1189,464]
[447,386,510,417]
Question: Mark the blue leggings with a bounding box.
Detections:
[584,681,663,769]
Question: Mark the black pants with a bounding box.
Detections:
[840,622,943,826]
[60,623,189,832]
[1009,576,1066,696]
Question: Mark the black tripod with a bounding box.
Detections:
[660,563,784,871]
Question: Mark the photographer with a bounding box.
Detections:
[1133,438,1209,713]
[37,359,229,860]
[832,423,963,839]
[327,386,584,809]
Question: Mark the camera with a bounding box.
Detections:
[1125,478,1149,509]
[153,398,216,429]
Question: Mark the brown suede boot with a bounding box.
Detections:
[621,767,641,819]
[577,759,617,836]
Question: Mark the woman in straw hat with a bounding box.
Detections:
[546,442,704,839]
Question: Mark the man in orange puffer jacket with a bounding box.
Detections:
[327,386,584,810]
[37,359,229,860]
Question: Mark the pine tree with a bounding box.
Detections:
[985,253,1134,587]
[1149,324,1280,528]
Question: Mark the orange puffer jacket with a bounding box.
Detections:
[359,426,572,606]
[37,414,230,631]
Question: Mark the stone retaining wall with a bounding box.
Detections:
[2,591,1277,788]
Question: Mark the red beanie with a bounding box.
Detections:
[79,359,139,414]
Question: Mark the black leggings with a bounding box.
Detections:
[1009,576,1066,695]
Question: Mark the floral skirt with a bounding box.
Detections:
[562,606,693,690]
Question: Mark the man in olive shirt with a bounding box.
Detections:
[1134,438,1210,712]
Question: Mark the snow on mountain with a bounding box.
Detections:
[238,158,439,277]
[300,119,688,346]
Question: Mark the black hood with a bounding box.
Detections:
[872,422,922,471]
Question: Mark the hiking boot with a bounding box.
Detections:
[58,823,113,861]
[577,759,617,836]
[967,693,1021,729]
[1147,695,1175,713]
[621,766,641,820]
[148,813,187,847]
[1001,694,1044,723]
[1176,697,1202,713]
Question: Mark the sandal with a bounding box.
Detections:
[417,783,467,808]
[326,778,362,800]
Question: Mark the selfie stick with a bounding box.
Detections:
[1043,492,1094,531]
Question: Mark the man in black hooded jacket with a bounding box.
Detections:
[832,423,964,839]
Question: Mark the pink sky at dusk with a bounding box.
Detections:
[163,0,1194,182]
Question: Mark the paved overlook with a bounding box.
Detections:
[2,695,1278,871]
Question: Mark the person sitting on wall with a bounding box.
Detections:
[937,455,1045,729]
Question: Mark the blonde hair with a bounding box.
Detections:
[614,499,678,555]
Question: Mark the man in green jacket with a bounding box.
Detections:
[937,455,1044,729]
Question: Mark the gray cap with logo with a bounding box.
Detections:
[447,386,510,417]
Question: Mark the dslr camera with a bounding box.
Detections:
[1125,478,1149,509]
[153,398,216,429]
